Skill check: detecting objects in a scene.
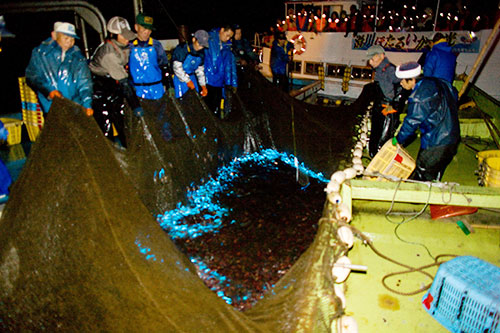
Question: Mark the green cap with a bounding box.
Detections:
[136,13,155,30]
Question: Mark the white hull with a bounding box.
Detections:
[260,30,500,100]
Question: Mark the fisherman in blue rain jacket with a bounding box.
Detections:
[26,22,93,115]
[204,25,237,118]
[129,13,171,100]
[270,32,294,92]
[172,30,209,99]
[423,33,457,83]
[394,62,460,181]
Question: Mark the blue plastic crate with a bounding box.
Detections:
[422,256,500,333]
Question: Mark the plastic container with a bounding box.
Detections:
[364,140,416,180]
[0,117,23,146]
[18,77,44,142]
[7,143,26,161]
[422,256,500,333]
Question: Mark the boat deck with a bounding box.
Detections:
[344,138,500,331]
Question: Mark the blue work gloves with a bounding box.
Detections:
[0,127,8,142]
[133,107,144,117]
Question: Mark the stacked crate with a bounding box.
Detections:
[18,77,44,142]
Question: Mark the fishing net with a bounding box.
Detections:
[0,69,361,331]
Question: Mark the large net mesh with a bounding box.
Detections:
[0,70,361,331]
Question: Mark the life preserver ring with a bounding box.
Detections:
[291,34,306,55]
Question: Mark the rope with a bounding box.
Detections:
[342,222,457,296]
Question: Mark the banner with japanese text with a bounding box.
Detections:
[352,31,480,53]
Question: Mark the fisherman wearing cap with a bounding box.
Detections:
[129,13,172,100]
[89,16,142,148]
[365,44,404,157]
[393,62,460,181]
[171,30,209,99]
[26,22,93,116]
[270,31,294,92]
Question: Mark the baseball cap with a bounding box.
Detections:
[107,16,136,41]
[136,13,155,30]
[396,62,421,79]
[366,45,385,57]
[194,30,209,48]
[55,22,79,39]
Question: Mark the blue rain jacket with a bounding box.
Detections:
[172,43,205,98]
[129,37,166,100]
[423,40,457,83]
[25,37,92,113]
[204,29,237,88]
[270,40,294,75]
[396,78,460,150]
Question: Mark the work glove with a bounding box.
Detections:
[86,108,94,117]
[133,107,144,117]
[381,104,396,116]
[48,90,62,99]
[187,80,195,90]
[0,127,8,142]
[201,85,208,97]
[392,137,398,146]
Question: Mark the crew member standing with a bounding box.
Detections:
[365,45,403,157]
[89,16,143,148]
[204,24,237,118]
[26,22,93,116]
[171,30,209,99]
[270,32,294,92]
[129,13,172,100]
[423,33,457,83]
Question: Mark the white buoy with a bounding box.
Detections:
[360,132,368,141]
[352,149,363,158]
[352,156,362,165]
[328,192,342,205]
[361,124,368,133]
[336,203,351,222]
[337,226,354,248]
[331,171,346,184]
[332,256,351,283]
[343,168,357,179]
[335,315,359,333]
[325,181,341,193]
[352,163,364,175]
[354,142,363,150]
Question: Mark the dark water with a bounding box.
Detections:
[162,153,327,311]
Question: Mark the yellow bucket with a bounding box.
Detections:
[483,157,500,187]
[476,150,500,165]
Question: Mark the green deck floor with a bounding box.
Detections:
[343,139,500,332]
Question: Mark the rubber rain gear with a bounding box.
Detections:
[396,77,460,181]
[25,37,92,113]
[423,40,457,83]
[129,37,169,100]
[172,43,206,98]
